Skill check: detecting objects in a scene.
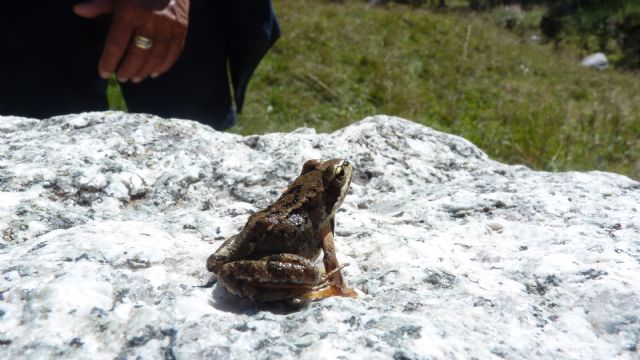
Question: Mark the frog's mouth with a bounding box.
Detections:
[325,160,352,221]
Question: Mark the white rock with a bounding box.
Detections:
[0,112,638,359]
[580,52,609,70]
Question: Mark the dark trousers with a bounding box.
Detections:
[0,1,236,130]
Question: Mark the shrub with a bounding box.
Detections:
[468,0,545,11]
[617,10,640,68]
[540,0,640,68]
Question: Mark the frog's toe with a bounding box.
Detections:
[339,286,358,299]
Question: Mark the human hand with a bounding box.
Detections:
[74,0,190,83]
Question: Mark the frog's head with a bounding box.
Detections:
[297,158,352,222]
[318,159,352,220]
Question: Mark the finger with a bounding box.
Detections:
[116,30,156,83]
[73,0,114,18]
[99,17,135,79]
[154,25,187,76]
[133,26,171,81]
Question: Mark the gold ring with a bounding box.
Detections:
[134,35,154,50]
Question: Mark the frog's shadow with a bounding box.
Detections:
[208,282,307,315]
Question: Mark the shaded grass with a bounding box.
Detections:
[237,0,640,179]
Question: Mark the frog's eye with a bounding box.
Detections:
[334,166,345,180]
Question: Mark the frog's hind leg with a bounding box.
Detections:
[216,254,321,303]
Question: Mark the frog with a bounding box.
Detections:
[206,158,358,303]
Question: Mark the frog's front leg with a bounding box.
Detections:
[217,254,322,302]
[297,220,357,302]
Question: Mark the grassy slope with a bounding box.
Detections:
[235,0,639,179]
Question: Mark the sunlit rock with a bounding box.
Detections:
[0,112,638,358]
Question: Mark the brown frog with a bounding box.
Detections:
[206,159,357,303]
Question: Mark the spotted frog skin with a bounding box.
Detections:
[206,159,357,303]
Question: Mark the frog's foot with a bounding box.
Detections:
[317,263,350,286]
[291,264,357,304]
[292,285,357,304]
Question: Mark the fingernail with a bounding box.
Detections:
[132,77,142,84]
[117,76,128,83]
[151,73,159,79]
[99,71,110,79]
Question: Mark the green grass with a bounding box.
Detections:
[109,0,640,179]
[107,75,127,112]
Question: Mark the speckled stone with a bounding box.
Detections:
[0,112,638,359]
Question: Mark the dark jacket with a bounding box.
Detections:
[227,0,281,112]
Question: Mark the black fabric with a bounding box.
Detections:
[0,0,279,130]
[0,3,109,118]
[226,0,281,113]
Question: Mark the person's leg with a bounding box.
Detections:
[0,4,109,118]
[121,1,235,130]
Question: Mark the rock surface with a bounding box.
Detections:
[0,112,639,359]
[580,52,609,70]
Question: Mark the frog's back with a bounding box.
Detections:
[245,172,327,260]
[245,211,320,260]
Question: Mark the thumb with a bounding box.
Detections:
[73,0,115,18]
